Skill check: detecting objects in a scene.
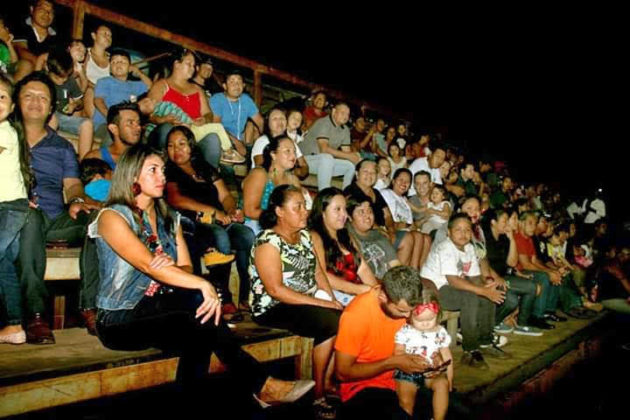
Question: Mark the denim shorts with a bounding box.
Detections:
[394,369,425,388]
[56,112,89,135]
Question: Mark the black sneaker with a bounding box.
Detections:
[544,312,568,322]
[565,307,597,319]
[480,344,512,359]
[461,350,489,369]
[530,317,556,330]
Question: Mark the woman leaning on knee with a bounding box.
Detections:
[90,144,313,407]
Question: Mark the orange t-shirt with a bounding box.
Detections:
[335,287,406,402]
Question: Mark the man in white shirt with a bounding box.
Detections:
[408,144,446,195]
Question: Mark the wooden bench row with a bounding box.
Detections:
[0,326,313,418]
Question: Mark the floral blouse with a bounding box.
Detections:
[249,229,317,317]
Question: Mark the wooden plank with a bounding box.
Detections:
[71,0,86,40]
[52,0,408,120]
[0,359,178,418]
[44,257,80,281]
[297,337,314,380]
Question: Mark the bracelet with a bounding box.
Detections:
[68,197,85,205]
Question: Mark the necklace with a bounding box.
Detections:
[226,96,242,140]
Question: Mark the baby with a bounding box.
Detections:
[374,157,391,190]
[394,293,453,419]
[409,185,451,234]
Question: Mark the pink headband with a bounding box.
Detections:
[413,302,439,316]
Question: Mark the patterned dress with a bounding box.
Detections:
[248,229,317,317]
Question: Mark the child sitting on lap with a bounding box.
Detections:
[139,96,245,164]
[394,291,453,419]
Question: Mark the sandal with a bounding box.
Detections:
[313,397,337,420]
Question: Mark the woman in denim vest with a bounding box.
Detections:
[89,144,314,407]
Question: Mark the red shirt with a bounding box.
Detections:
[514,231,535,271]
[335,287,406,402]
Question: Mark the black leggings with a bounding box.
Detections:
[253,303,340,345]
[96,288,267,393]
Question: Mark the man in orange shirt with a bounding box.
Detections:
[335,266,441,419]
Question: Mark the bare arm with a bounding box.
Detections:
[255,243,340,309]
[129,64,153,89]
[14,43,38,65]
[445,274,505,304]
[335,350,430,382]
[245,113,264,144]
[311,231,371,296]
[433,202,451,220]
[294,156,309,179]
[505,231,519,267]
[94,97,108,120]
[215,178,237,214]
[317,138,360,163]
[98,210,220,324]
[242,168,267,220]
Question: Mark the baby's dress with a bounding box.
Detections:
[393,324,451,386]
[420,201,449,234]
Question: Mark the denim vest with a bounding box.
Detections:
[88,204,179,311]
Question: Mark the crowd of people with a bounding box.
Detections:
[1,2,628,419]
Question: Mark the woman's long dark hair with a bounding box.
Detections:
[308,187,358,273]
[259,184,301,230]
[388,167,412,194]
[166,125,219,183]
[262,134,294,171]
[107,144,176,235]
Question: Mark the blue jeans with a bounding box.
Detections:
[0,199,29,325]
[183,219,254,304]
[524,270,558,318]
[496,275,537,326]
[18,208,89,315]
[304,153,355,191]
[149,123,221,169]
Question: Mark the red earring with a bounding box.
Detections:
[132,182,141,196]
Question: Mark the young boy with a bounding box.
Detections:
[46,48,93,159]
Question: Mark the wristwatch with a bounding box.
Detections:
[68,197,85,205]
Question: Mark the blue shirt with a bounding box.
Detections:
[30,129,80,219]
[93,77,148,126]
[209,93,258,140]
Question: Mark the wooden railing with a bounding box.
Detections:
[54,0,407,120]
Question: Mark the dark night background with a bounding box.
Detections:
[5,2,626,223]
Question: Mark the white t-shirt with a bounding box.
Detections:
[584,198,606,224]
[408,157,442,196]
[250,134,303,168]
[287,130,304,144]
[388,157,407,173]
[420,238,481,290]
[380,189,413,225]
[395,324,451,363]
[374,178,390,191]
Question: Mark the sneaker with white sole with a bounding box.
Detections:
[480,333,508,348]
[494,322,514,334]
[513,324,544,336]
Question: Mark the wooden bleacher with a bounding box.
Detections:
[0,320,313,418]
